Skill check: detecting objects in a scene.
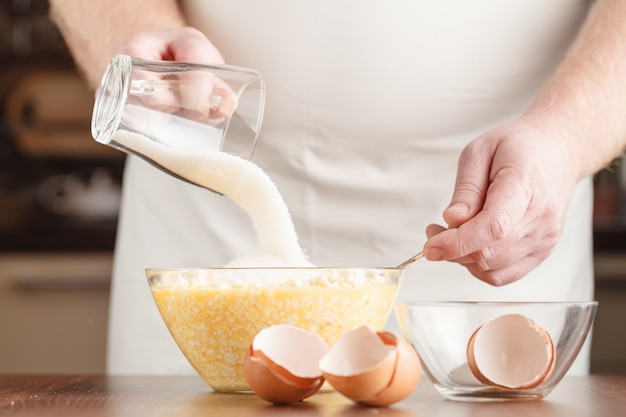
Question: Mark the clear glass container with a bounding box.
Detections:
[395,300,598,401]
[91,54,265,167]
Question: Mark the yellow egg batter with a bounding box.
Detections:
[150,282,398,391]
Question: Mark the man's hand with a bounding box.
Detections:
[120,28,235,119]
[424,120,576,286]
[424,0,626,286]
[119,27,224,65]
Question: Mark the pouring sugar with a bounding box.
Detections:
[111,130,310,266]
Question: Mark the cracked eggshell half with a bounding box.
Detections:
[244,324,329,404]
[467,313,556,390]
[319,325,421,406]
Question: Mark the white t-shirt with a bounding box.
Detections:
[106,0,594,375]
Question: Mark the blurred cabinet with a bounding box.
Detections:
[591,155,626,374]
[0,252,111,374]
[0,0,118,375]
[591,253,626,374]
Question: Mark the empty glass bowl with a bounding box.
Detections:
[395,301,597,401]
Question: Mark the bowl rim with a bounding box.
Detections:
[395,300,598,308]
[146,266,403,272]
[145,267,404,288]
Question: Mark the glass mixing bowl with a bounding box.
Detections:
[147,267,402,392]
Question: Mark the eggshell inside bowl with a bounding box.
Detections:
[395,301,597,401]
[467,313,555,390]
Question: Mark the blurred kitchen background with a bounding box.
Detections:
[0,0,123,374]
[0,0,625,375]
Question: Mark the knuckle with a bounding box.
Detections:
[472,246,508,273]
[488,210,513,241]
[469,247,490,265]
[543,223,561,243]
[455,181,484,198]
[467,266,503,286]
[176,27,210,44]
[476,268,509,287]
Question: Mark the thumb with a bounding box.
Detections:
[443,143,491,228]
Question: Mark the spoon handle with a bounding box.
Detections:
[396,251,425,269]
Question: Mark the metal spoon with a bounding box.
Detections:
[396,251,425,269]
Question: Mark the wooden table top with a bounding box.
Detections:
[1,374,626,416]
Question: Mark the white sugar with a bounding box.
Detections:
[112,130,309,266]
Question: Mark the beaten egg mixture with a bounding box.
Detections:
[151,280,398,391]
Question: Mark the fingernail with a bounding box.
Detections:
[445,203,469,214]
[426,247,444,261]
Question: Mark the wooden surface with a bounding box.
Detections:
[1,374,626,416]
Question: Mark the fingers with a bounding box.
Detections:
[424,189,531,282]
[424,123,572,287]
[120,27,223,64]
[425,223,446,239]
[442,139,492,228]
[117,27,237,123]
[163,28,238,118]
[178,73,238,121]
[463,252,545,286]
[168,27,224,64]
[425,222,554,286]
[179,72,229,119]
[426,167,530,260]
[425,224,447,260]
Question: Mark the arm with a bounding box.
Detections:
[49,0,187,87]
[424,0,626,285]
[525,0,626,179]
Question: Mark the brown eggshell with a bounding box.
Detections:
[320,325,421,407]
[244,345,324,404]
[322,351,397,401]
[320,325,397,400]
[542,332,557,383]
[466,327,491,386]
[244,325,329,404]
[467,314,555,390]
[357,332,421,407]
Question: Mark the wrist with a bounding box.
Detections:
[518,107,585,183]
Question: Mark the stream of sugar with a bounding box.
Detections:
[112,130,309,266]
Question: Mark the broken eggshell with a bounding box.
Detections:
[467,313,556,390]
[319,325,421,406]
[244,324,330,404]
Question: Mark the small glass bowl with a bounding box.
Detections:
[395,301,597,401]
